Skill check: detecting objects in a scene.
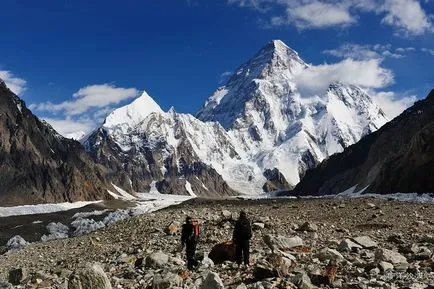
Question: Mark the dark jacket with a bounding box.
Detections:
[181,223,198,245]
[232,217,252,243]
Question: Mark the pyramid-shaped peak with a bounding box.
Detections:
[103,90,163,128]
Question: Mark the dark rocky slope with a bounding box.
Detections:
[292,89,434,195]
[0,80,112,206]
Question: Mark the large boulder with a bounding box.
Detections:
[152,272,183,289]
[8,268,27,285]
[68,263,111,289]
[199,272,224,289]
[375,248,407,264]
[263,234,303,251]
[146,252,170,269]
[6,236,27,251]
[208,241,236,264]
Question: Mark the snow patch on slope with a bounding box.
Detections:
[0,201,102,218]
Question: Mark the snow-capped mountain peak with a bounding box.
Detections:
[103,90,162,129]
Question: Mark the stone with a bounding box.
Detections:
[337,239,362,252]
[208,241,236,264]
[152,272,183,289]
[8,268,27,285]
[266,253,292,277]
[221,210,232,220]
[353,236,378,249]
[299,222,318,232]
[0,280,13,289]
[164,221,181,235]
[378,261,394,272]
[253,222,265,230]
[199,272,224,289]
[253,262,278,280]
[236,284,247,289]
[291,273,318,289]
[375,248,407,264]
[145,252,170,269]
[6,236,27,251]
[317,247,344,261]
[68,263,111,289]
[263,234,303,251]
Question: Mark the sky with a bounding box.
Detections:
[0,0,433,138]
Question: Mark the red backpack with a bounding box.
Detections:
[192,219,200,240]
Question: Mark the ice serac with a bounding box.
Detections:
[84,93,238,197]
[292,89,434,195]
[0,79,111,206]
[197,39,389,189]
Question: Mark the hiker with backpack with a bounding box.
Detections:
[181,216,200,270]
[232,211,252,267]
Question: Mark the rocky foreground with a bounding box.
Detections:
[0,197,433,289]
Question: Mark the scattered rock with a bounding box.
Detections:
[0,280,12,289]
[353,236,378,249]
[375,248,407,264]
[6,236,27,251]
[152,272,183,289]
[337,239,362,252]
[146,252,170,269]
[252,222,265,230]
[68,263,111,289]
[200,272,224,289]
[263,234,303,251]
[221,210,232,220]
[299,222,318,232]
[291,273,318,289]
[378,261,393,272]
[317,247,344,261]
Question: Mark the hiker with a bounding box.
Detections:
[181,216,200,270]
[232,211,252,267]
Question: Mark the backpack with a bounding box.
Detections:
[190,219,200,241]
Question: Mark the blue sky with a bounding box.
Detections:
[0,0,433,137]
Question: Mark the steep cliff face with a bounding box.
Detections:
[292,89,434,195]
[0,80,112,206]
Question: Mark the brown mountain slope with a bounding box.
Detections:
[292,89,434,195]
[0,80,112,206]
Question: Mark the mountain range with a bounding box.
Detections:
[0,40,432,205]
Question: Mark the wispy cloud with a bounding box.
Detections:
[228,0,433,36]
[219,71,233,84]
[421,47,434,55]
[323,43,413,60]
[31,84,139,116]
[0,70,27,96]
[30,83,141,139]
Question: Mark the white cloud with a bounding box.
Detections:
[287,1,355,29]
[0,70,27,96]
[372,91,417,118]
[228,0,433,35]
[421,47,434,55]
[395,46,415,52]
[294,58,394,96]
[382,0,433,36]
[31,84,139,116]
[43,117,96,140]
[31,83,140,139]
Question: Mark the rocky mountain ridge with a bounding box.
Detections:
[0,80,112,206]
